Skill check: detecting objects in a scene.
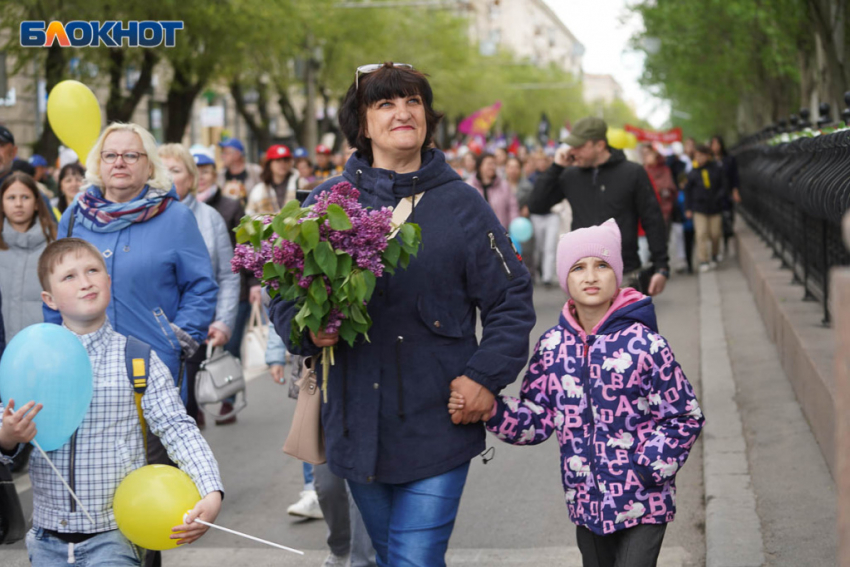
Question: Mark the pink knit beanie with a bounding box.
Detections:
[556,219,623,296]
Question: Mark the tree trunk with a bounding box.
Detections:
[106,50,158,124]
[230,79,272,153]
[33,43,65,163]
[808,0,849,115]
[277,86,305,146]
[164,66,206,143]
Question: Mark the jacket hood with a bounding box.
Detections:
[602,148,627,168]
[2,218,47,250]
[559,287,658,339]
[341,149,463,198]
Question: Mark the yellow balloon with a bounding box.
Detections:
[47,80,101,163]
[607,128,629,149]
[113,465,201,551]
[624,132,639,149]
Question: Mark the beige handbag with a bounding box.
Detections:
[282,356,326,465]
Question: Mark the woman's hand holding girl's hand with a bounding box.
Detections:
[309,329,339,347]
[0,400,42,451]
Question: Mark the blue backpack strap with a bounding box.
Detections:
[125,336,152,455]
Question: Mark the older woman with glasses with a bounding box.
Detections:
[44,123,218,411]
[270,62,535,567]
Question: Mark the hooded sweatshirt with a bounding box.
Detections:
[486,288,704,535]
[528,149,669,274]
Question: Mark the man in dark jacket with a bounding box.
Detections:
[528,117,670,295]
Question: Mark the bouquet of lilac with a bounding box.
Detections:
[231,181,421,400]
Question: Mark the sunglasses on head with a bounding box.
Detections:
[355,63,414,91]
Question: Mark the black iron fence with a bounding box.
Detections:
[735,109,850,324]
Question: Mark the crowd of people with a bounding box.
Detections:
[0,61,741,567]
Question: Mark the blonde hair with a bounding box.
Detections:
[85,123,172,192]
[158,143,199,195]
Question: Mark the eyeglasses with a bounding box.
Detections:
[355,63,413,91]
[101,151,147,164]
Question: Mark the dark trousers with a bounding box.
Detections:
[184,347,205,419]
[684,229,695,273]
[576,524,667,567]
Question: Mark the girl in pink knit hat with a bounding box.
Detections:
[450,219,703,567]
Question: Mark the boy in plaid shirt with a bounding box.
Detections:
[0,238,223,565]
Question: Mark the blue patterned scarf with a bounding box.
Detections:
[73,185,174,233]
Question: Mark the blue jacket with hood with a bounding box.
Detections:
[270,149,536,484]
[43,186,218,401]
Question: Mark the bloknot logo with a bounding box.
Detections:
[20,21,184,48]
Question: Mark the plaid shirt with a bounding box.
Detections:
[0,320,223,534]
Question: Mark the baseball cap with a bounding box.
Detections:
[0,125,14,146]
[563,117,608,148]
[193,152,216,167]
[218,138,245,153]
[29,154,48,167]
[293,147,309,159]
[265,144,292,161]
[315,144,332,155]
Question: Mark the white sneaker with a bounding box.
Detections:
[715,252,724,263]
[287,490,323,519]
[322,552,350,567]
[699,263,711,273]
[709,261,718,269]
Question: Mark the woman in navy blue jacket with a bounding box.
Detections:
[270,63,536,567]
[43,123,217,404]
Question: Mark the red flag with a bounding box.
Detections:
[459,102,502,136]
[625,125,683,144]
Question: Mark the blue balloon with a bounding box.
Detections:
[0,324,93,451]
[509,217,534,243]
[510,236,523,257]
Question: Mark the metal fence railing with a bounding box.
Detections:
[735,122,850,325]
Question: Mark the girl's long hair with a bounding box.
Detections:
[0,171,57,250]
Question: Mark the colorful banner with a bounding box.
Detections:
[459,101,502,136]
[625,125,683,144]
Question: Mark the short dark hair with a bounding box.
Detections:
[695,144,712,156]
[475,152,495,177]
[711,135,727,157]
[38,238,106,292]
[338,62,443,165]
[57,163,86,213]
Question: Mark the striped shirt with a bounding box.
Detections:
[0,320,223,533]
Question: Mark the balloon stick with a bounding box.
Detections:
[183,514,303,555]
[31,439,95,525]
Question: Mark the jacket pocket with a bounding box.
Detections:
[153,307,180,352]
[417,295,464,339]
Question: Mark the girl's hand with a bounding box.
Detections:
[448,391,466,415]
[0,400,42,451]
[171,491,222,545]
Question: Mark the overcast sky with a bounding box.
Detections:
[542,0,671,128]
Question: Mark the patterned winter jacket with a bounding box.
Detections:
[486,288,704,535]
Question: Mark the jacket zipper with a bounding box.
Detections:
[395,336,405,420]
[488,232,514,280]
[69,431,77,512]
[582,336,597,482]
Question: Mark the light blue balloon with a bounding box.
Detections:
[0,324,93,451]
[509,217,534,243]
[510,236,523,257]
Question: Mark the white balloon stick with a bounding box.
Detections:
[31,439,95,525]
[184,514,303,555]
